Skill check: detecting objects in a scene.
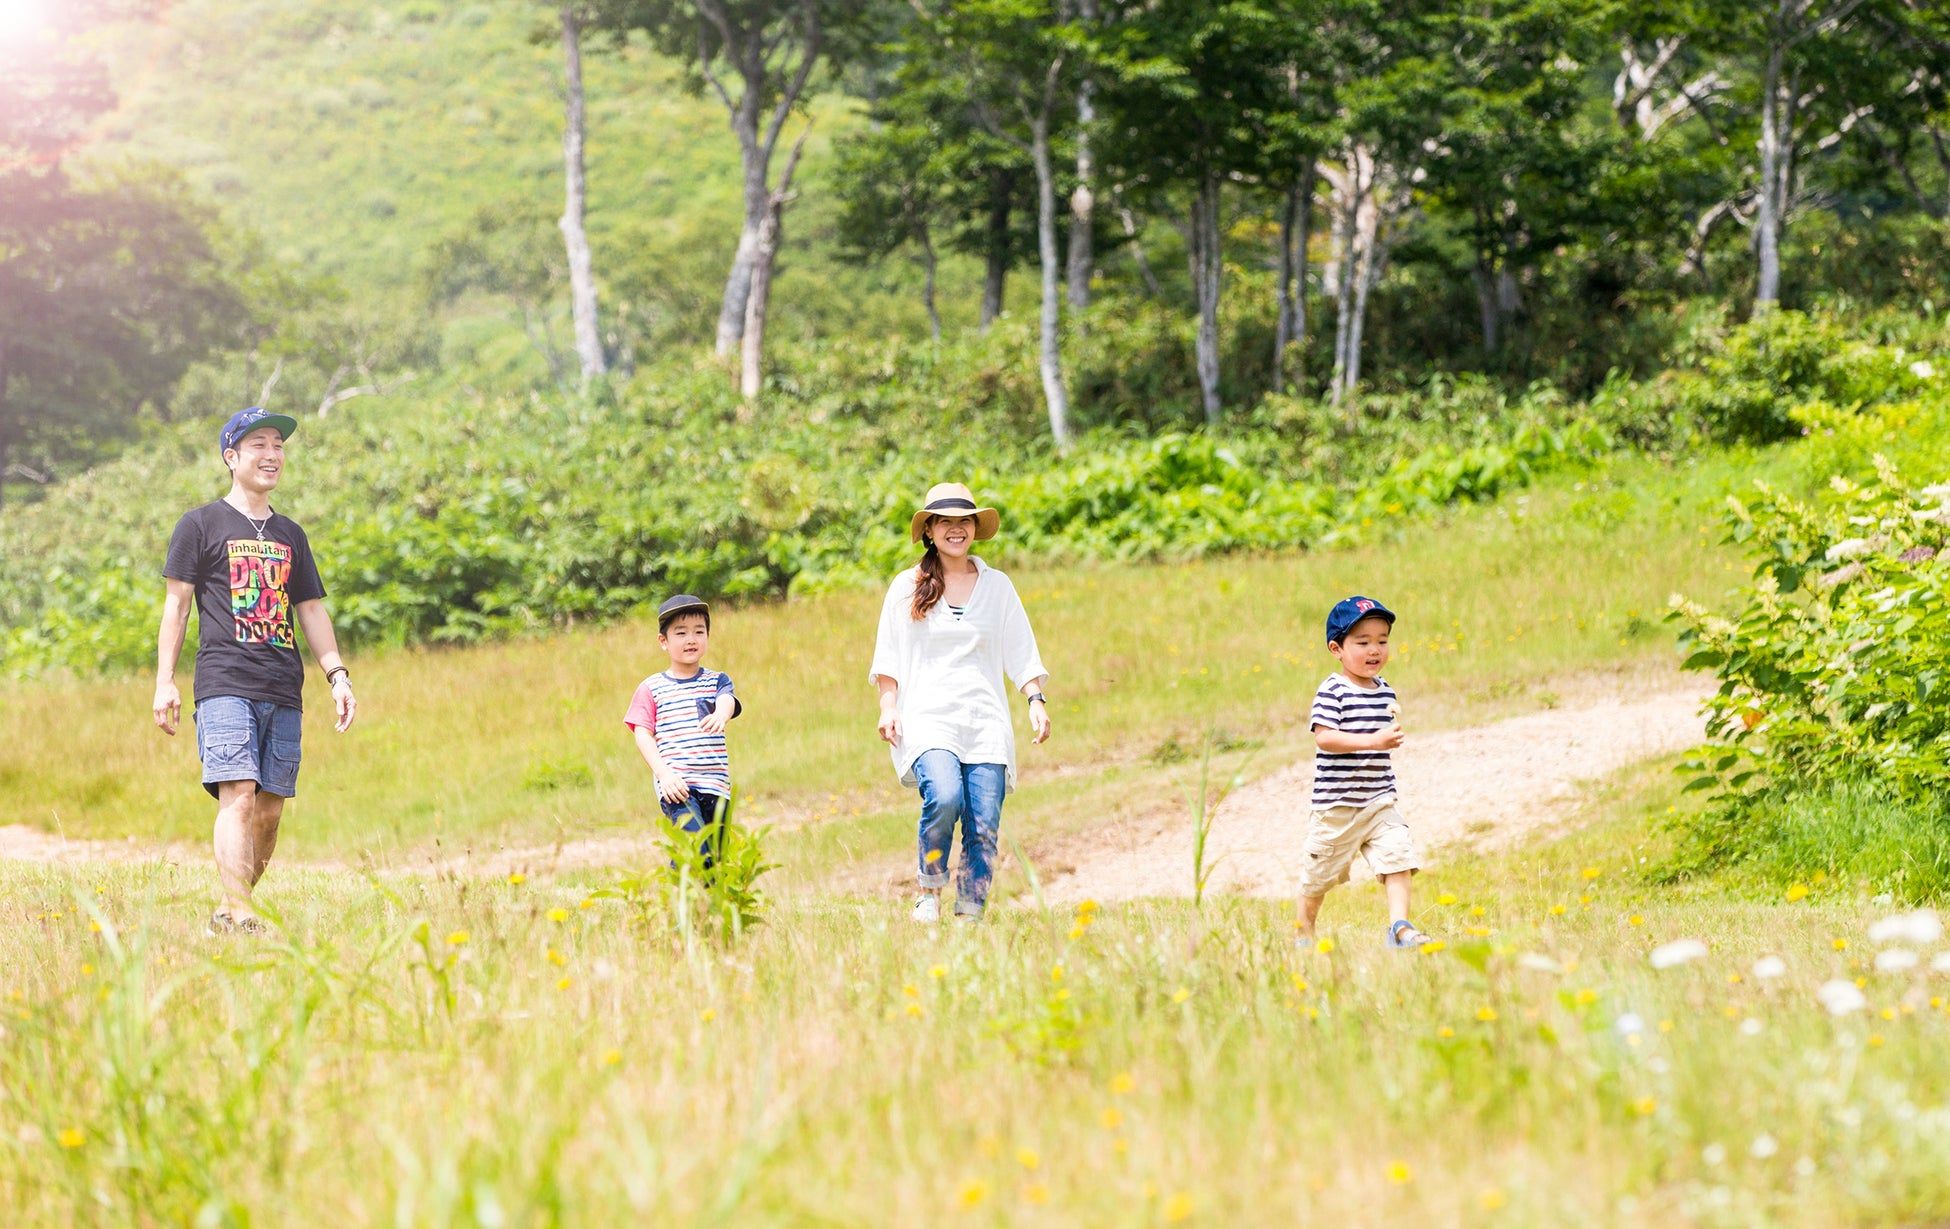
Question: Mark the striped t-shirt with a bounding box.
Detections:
[1309,673,1398,806]
[623,668,739,795]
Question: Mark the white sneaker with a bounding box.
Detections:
[912,894,940,923]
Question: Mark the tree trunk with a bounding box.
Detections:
[1118,205,1163,298]
[720,129,768,355]
[1755,23,1785,308]
[920,223,941,343]
[1064,0,1098,314]
[1187,171,1223,423]
[981,172,1012,334]
[558,3,606,383]
[739,125,812,399]
[740,201,782,397]
[1472,256,1500,353]
[1030,118,1073,447]
[1273,168,1312,394]
[1328,153,1365,406]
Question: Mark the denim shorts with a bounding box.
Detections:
[194,696,302,799]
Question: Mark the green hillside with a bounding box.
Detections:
[89,0,976,358]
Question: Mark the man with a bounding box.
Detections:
[153,406,358,935]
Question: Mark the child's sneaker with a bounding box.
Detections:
[912,894,940,923]
[1387,919,1432,950]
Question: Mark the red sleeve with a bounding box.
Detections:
[623,681,658,731]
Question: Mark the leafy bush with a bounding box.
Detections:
[1599,309,1938,446]
[1670,455,1950,807]
[0,330,1618,678]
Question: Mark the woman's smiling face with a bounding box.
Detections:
[928,514,978,559]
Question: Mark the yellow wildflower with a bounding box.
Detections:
[1315,938,1335,954]
[928,964,948,979]
[1016,1147,1040,1170]
[1437,893,1457,905]
[1658,1019,1673,1033]
[1479,1187,1508,1210]
[57,1129,83,1149]
[1581,867,1602,880]
[1632,1097,1656,1115]
[1163,1192,1194,1221]
[1437,1026,1455,1039]
[905,1002,924,1018]
[903,983,921,998]
[1109,1072,1136,1095]
[447,930,469,946]
[958,1180,987,1208]
[601,1049,621,1066]
[507,873,526,885]
[1833,938,1849,950]
[1172,988,1192,1004]
[1869,1034,1886,1048]
[547,948,566,966]
[556,977,571,990]
[1575,989,1598,1006]
[1549,904,1567,916]
[1785,883,1809,902]
[546,908,569,923]
[1101,1107,1123,1130]
[1022,1183,1049,1205]
[1421,940,1447,954]
[1386,1161,1412,1185]
[1476,1006,1497,1022]
[1628,915,1644,927]
[1470,905,1486,917]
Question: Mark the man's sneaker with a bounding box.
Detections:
[912,894,940,923]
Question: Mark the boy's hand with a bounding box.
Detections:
[658,775,691,804]
[698,703,731,735]
[1371,723,1405,751]
[877,708,902,745]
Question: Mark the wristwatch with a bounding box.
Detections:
[326,667,351,686]
[1027,693,1048,706]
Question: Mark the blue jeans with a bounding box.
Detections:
[913,750,1007,918]
[194,696,302,800]
[662,791,729,869]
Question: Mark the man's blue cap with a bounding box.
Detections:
[1326,595,1396,645]
[219,406,298,455]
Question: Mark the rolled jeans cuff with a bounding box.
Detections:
[918,869,951,889]
[953,900,984,919]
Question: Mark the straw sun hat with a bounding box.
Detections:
[908,482,1000,544]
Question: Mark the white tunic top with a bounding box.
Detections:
[869,556,1049,792]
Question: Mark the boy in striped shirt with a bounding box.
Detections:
[1298,596,1433,949]
[625,594,742,864]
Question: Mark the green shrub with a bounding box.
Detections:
[1665,782,1950,904]
[1670,452,1950,808]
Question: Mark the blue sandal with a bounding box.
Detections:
[1388,919,1433,950]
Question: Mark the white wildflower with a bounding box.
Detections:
[1818,979,1867,1015]
[1614,1012,1646,1037]
[1825,538,1873,561]
[1752,955,1788,979]
[1650,939,1709,969]
[1910,360,1937,380]
[1517,953,1562,973]
[1740,1017,1764,1036]
[1932,951,1950,973]
[1815,563,1865,590]
[1868,910,1941,946]
[1875,949,1919,973]
[1702,1143,1727,1166]
[1918,482,1950,501]
[1751,1133,1779,1159]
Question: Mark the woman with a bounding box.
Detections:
[870,483,1051,922]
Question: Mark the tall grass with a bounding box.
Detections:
[0,456,1739,865]
[5,773,1950,1226]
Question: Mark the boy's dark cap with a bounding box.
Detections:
[1326,595,1395,645]
[657,594,710,631]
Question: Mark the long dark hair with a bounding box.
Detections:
[910,529,945,621]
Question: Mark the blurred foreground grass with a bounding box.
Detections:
[4,761,1949,1227]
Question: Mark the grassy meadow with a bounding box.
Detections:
[7,762,1950,1227]
[0,452,1744,878]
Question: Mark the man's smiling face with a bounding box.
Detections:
[226,427,285,494]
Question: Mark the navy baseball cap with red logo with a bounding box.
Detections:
[1325,595,1396,645]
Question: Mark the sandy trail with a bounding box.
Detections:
[1,690,1709,889]
[1034,689,1709,904]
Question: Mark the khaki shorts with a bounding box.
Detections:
[1299,795,1420,897]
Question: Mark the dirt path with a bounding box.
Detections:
[1,690,1709,890]
[1034,688,1709,904]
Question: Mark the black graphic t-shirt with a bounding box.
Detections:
[163,501,327,710]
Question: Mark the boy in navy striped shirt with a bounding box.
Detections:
[625,594,742,864]
[1298,596,1433,949]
